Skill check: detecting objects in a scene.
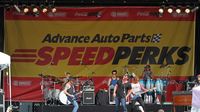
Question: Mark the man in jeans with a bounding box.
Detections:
[113,73,131,112]
[63,77,79,112]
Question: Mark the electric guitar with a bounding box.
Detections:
[131,87,156,100]
[59,90,83,105]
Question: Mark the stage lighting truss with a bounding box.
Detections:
[158,4,199,15]
[4,4,57,15]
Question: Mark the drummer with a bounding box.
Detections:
[142,65,156,103]
[142,65,153,81]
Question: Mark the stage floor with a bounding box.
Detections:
[34,104,173,112]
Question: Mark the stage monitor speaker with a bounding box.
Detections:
[0,89,5,112]
[83,92,95,105]
[109,87,115,104]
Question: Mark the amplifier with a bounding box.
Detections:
[83,86,95,92]
[83,92,95,105]
[109,87,115,104]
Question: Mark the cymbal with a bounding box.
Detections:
[38,74,49,78]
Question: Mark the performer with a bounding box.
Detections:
[126,73,148,112]
[195,74,200,87]
[142,65,153,81]
[108,70,119,88]
[63,77,79,112]
[63,72,71,83]
[113,73,131,112]
[142,64,155,103]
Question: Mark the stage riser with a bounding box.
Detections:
[34,104,173,112]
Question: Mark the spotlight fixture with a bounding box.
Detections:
[23,5,29,13]
[176,7,181,14]
[42,7,48,13]
[40,5,48,13]
[158,6,165,14]
[185,6,191,13]
[32,7,39,13]
[51,7,57,13]
[167,7,173,13]
[23,7,29,13]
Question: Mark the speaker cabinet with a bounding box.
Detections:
[109,87,115,104]
[83,92,95,105]
[0,89,5,112]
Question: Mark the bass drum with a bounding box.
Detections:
[59,91,71,105]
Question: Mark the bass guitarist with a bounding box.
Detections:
[64,77,79,112]
[126,73,148,112]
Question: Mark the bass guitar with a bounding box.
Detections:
[131,87,156,100]
[59,90,83,105]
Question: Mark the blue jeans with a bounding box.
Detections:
[114,97,127,112]
[71,100,79,112]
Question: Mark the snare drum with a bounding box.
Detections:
[155,78,163,94]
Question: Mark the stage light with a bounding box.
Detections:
[167,7,173,13]
[23,6,29,13]
[42,7,48,13]
[33,7,38,13]
[40,5,48,13]
[185,7,191,13]
[176,8,181,14]
[51,7,57,13]
[158,6,164,14]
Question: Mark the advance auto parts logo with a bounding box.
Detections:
[10,33,191,66]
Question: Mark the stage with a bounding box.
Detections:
[33,103,173,112]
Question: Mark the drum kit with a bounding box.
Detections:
[39,74,94,105]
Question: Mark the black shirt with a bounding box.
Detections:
[116,80,131,98]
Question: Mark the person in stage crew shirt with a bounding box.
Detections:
[108,70,119,88]
[64,77,79,112]
[126,73,148,112]
[113,73,131,112]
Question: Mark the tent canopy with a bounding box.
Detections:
[0,52,10,70]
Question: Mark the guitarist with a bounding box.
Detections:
[113,73,131,112]
[63,77,79,112]
[126,73,148,112]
